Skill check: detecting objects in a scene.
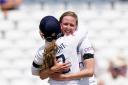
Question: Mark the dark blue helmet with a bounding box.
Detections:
[39,16,63,42]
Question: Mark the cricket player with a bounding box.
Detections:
[45,11,97,85]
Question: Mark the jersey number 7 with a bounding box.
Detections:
[56,54,70,74]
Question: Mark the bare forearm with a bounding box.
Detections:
[67,59,94,80]
[59,58,95,80]
[50,68,94,81]
[39,62,70,80]
[39,69,52,80]
[66,69,94,80]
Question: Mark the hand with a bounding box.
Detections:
[50,61,71,74]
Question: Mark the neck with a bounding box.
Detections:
[45,40,51,47]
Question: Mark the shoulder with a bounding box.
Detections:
[74,28,88,42]
[33,46,45,65]
[35,46,45,58]
[56,37,63,43]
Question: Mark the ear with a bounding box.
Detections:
[39,31,44,38]
[60,23,63,31]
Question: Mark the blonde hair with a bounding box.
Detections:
[42,40,57,69]
[59,11,78,26]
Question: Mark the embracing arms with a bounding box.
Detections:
[31,59,71,80]
[49,55,95,81]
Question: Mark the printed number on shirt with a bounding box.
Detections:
[56,54,70,73]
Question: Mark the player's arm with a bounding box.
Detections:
[71,33,95,78]
[31,49,59,79]
[50,54,95,80]
[32,60,59,79]
[80,54,95,77]
[64,54,95,80]
[39,59,71,80]
[31,47,44,76]
[31,49,65,79]
[31,48,43,76]
[39,59,61,80]
[39,66,55,80]
[32,48,71,80]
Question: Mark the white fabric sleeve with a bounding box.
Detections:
[31,47,44,76]
[31,66,40,76]
[80,34,94,56]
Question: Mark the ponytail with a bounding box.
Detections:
[42,40,57,69]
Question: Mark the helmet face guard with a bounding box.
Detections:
[45,33,63,42]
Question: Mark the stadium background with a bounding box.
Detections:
[0,0,128,85]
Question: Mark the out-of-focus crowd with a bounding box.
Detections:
[97,56,127,85]
[0,0,22,17]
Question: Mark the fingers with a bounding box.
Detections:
[57,59,62,64]
[61,62,71,71]
[61,63,71,68]
[52,60,71,73]
[63,62,71,67]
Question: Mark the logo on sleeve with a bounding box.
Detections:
[84,47,94,52]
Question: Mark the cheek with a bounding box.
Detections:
[74,26,77,30]
[61,26,65,32]
[72,27,77,31]
[61,25,67,30]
